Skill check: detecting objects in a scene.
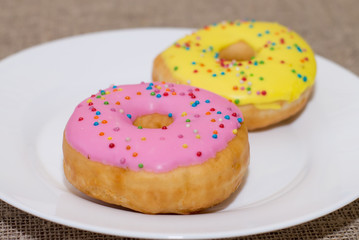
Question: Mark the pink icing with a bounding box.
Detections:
[64,82,244,173]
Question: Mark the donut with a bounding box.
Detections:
[63,82,249,214]
[152,20,316,130]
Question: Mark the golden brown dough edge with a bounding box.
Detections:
[152,54,313,131]
[63,123,249,214]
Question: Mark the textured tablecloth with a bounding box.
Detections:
[0,0,358,239]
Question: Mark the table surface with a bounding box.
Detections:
[0,0,358,239]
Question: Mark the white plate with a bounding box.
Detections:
[0,28,359,239]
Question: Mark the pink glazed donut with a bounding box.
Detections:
[63,82,249,214]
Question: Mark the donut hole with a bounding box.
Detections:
[133,113,174,129]
[218,41,255,62]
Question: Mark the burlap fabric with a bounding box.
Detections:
[0,0,358,239]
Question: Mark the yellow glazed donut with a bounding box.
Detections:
[153,20,317,130]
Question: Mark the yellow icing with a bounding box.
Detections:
[254,102,282,110]
[160,20,316,109]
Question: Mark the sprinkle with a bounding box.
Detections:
[233,129,238,134]
[182,144,188,148]
[113,127,120,131]
[116,101,120,105]
[125,96,130,100]
[107,137,112,140]
[96,111,101,115]
[132,152,138,157]
[197,151,202,157]
[193,129,198,133]
[234,99,240,104]
[93,122,99,126]
[186,119,191,122]
[141,137,146,141]
[174,66,178,71]
[78,117,83,121]
[138,163,144,168]
[186,123,190,127]
[181,112,187,116]
[196,134,201,139]
[137,126,143,129]
[156,94,161,98]
[109,143,115,148]
[219,124,224,128]
[224,115,230,120]
[212,134,218,139]
[162,126,167,130]
[178,134,183,138]
[126,145,131,150]
[150,92,155,96]
[120,158,126,164]
[104,101,109,105]
[125,137,131,142]
[237,118,243,123]
[168,113,173,117]
[99,132,104,136]
[127,114,132,119]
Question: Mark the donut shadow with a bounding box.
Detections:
[197,169,250,214]
[250,85,316,133]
